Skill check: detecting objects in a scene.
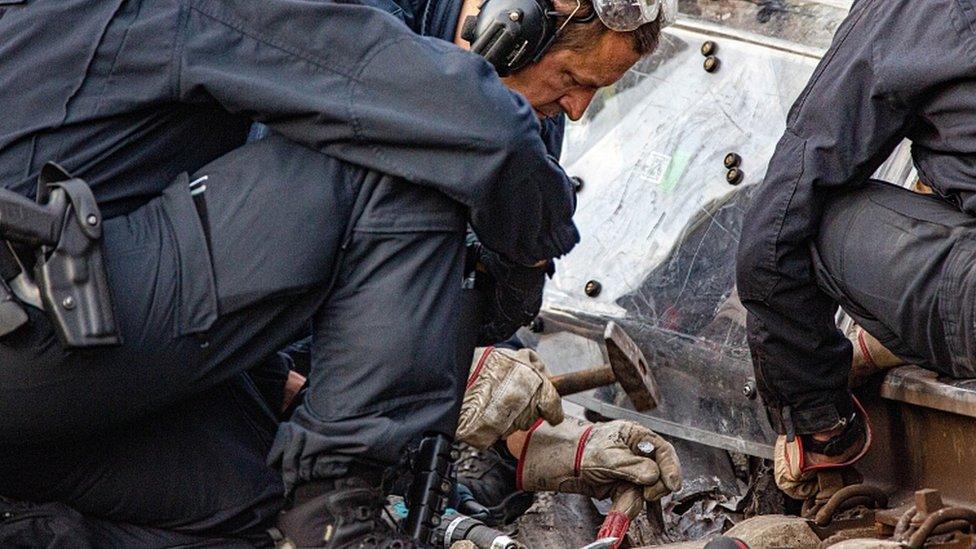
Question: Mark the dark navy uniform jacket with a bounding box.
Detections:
[736,0,976,434]
[0,0,578,267]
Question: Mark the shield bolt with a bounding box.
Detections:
[571,176,585,193]
[742,380,757,399]
[700,41,717,56]
[703,56,720,73]
[724,152,741,169]
[726,167,744,185]
[61,296,76,310]
[584,280,602,297]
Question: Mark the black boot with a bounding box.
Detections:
[275,475,415,548]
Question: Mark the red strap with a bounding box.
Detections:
[574,425,594,478]
[466,346,494,390]
[596,511,630,549]
[515,418,545,491]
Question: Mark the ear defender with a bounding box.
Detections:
[461,0,558,77]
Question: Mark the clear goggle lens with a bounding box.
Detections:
[591,0,675,31]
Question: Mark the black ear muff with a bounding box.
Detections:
[461,0,557,77]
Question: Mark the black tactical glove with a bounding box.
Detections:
[467,240,549,346]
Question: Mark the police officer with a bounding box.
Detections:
[0,0,674,546]
[736,0,976,500]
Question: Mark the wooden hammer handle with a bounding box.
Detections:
[550,365,615,396]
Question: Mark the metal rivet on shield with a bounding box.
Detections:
[584,280,602,297]
[742,380,757,400]
[703,56,720,73]
[723,152,742,169]
[508,10,521,21]
[726,167,744,185]
[700,41,717,56]
[61,296,75,310]
[86,214,99,226]
[570,176,585,193]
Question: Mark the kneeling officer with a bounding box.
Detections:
[0,0,676,546]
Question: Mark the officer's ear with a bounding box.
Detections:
[460,0,559,76]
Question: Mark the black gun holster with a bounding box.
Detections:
[0,162,119,348]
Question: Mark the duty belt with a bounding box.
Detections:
[0,162,119,347]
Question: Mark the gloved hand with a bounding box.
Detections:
[847,325,904,387]
[774,403,871,500]
[516,417,683,501]
[468,241,548,346]
[596,483,646,548]
[457,346,564,450]
[773,435,819,500]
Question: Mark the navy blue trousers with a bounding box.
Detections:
[814,180,976,379]
[0,135,470,542]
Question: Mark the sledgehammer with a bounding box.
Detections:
[548,321,660,411]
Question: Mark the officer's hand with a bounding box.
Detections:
[847,325,904,387]
[773,435,819,500]
[470,242,548,346]
[517,417,683,502]
[457,346,564,450]
[774,419,869,501]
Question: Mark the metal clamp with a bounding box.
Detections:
[907,508,976,549]
[814,484,888,526]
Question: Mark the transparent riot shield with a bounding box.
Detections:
[521,0,916,458]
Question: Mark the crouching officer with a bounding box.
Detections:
[736,0,976,503]
[0,0,677,547]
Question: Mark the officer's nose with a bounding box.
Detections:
[559,89,598,121]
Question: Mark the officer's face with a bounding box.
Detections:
[503,31,639,121]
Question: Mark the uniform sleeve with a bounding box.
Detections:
[174,0,578,265]
[735,0,976,434]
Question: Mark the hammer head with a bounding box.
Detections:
[603,321,659,411]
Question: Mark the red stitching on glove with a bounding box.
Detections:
[574,425,594,478]
[466,346,494,390]
[856,330,878,369]
[515,417,546,491]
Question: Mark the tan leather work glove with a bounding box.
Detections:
[847,325,904,387]
[774,400,872,501]
[516,417,683,502]
[456,346,564,450]
[773,435,819,500]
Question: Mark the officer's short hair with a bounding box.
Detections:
[551,0,662,56]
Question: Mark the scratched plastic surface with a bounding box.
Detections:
[523,0,915,457]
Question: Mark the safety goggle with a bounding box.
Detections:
[589,0,676,32]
